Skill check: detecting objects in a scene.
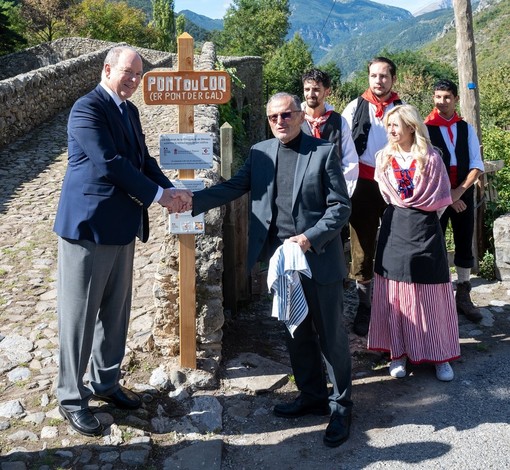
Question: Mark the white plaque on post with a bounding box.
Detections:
[160,133,213,169]
[169,179,205,235]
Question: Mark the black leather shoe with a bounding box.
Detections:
[323,412,351,447]
[59,406,103,437]
[353,304,371,336]
[93,386,142,410]
[273,396,330,418]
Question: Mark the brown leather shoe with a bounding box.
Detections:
[456,282,482,323]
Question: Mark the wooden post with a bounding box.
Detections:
[177,33,196,368]
[220,123,237,313]
[453,0,484,268]
[142,33,231,368]
[220,122,233,180]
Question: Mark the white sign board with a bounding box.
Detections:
[160,133,213,169]
[169,179,205,235]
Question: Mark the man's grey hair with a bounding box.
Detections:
[267,92,302,112]
[104,46,139,68]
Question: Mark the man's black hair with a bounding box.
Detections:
[433,79,458,97]
[302,69,331,89]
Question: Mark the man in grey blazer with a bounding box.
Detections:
[193,92,353,447]
[54,46,191,437]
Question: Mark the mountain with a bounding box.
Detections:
[288,0,412,58]
[413,0,452,17]
[320,7,455,77]
[177,10,223,32]
[177,0,453,76]
[422,0,509,73]
[173,0,509,78]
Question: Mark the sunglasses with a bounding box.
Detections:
[267,110,301,124]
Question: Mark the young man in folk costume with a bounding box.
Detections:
[425,79,484,323]
[301,68,359,198]
[342,57,402,336]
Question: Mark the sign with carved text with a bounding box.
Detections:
[143,70,231,105]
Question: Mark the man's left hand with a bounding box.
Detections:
[288,234,311,253]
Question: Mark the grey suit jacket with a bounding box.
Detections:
[192,132,351,284]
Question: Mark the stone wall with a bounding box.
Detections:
[493,213,510,281]
[0,38,175,149]
[220,55,266,145]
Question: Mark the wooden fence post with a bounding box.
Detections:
[177,33,196,369]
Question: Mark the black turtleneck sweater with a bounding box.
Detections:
[269,132,302,244]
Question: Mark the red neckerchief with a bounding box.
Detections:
[361,89,400,120]
[424,108,463,144]
[304,110,334,138]
[391,157,416,200]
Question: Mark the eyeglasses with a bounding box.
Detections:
[267,110,301,123]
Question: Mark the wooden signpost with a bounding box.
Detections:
[143,33,231,368]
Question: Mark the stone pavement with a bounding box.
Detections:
[1,90,510,469]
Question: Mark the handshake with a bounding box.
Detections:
[158,187,194,213]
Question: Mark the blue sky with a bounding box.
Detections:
[173,1,437,19]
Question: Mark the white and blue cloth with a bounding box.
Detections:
[267,241,312,337]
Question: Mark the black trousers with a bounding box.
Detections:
[284,276,353,416]
[440,188,475,269]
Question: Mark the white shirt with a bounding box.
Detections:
[436,122,484,171]
[342,98,401,168]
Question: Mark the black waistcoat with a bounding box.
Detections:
[427,120,470,187]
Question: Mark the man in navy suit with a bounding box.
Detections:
[54,45,191,437]
[193,93,353,447]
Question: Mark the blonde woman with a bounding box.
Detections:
[367,104,460,381]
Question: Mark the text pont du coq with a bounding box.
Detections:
[146,74,228,102]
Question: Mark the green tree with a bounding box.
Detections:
[21,0,74,43]
[0,1,27,54]
[378,50,456,117]
[151,0,176,52]
[319,61,342,89]
[335,50,456,117]
[69,0,157,48]
[175,12,185,37]
[479,65,510,128]
[219,0,289,59]
[264,32,313,97]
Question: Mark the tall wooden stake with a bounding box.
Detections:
[177,33,196,368]
[453,0,484,268]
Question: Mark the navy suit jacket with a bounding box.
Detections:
[193,132,351,284]
[54,85,172,244]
